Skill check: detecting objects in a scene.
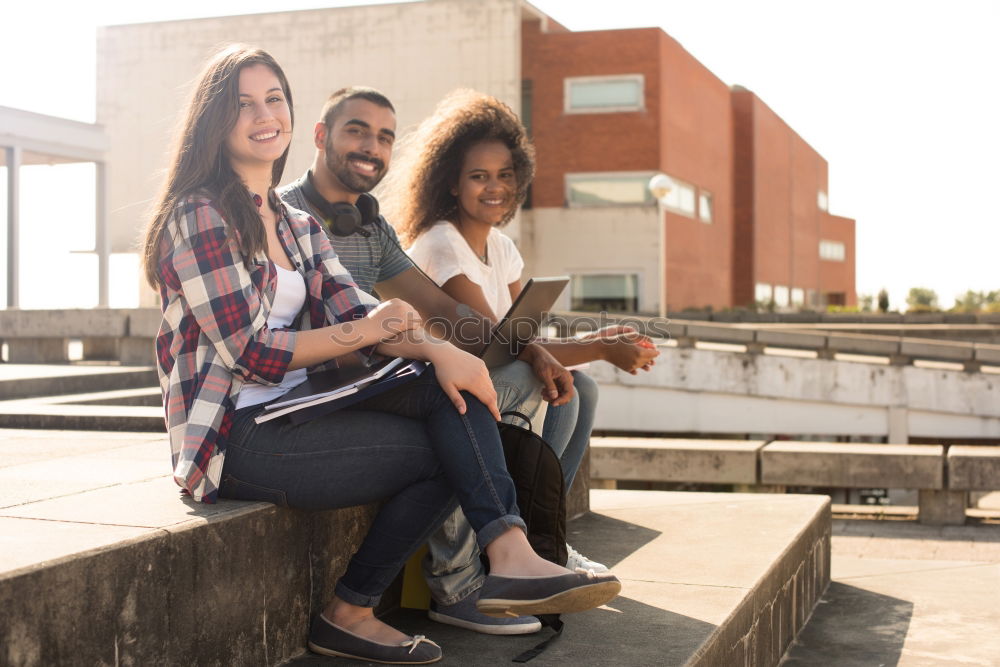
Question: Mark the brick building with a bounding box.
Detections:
[520,12,855,313]
[97,0,854,312]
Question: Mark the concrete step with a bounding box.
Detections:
[0,401,164,431]
[1,428,831,667]
[0,364,157,400]
[289,490,832,667]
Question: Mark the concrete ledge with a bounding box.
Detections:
[0,431,384,667]
[949,446,1000,490]
[590,437,765,484]
[974,343,1000,365]
[0,365,157,401]
[761,442,944,489]
[755,329,828,351]
[367,490,831,667]
[824,333,900,357]
[900,338,975,362]
[0,309,129,338]
[685,323,756,345]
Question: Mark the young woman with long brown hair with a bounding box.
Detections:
[140,46,619,664]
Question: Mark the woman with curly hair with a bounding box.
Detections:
[140,48,621,664]
[392,90,657,573]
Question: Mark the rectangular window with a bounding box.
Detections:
[818,190,829,211]
[755,283,773,304]
[774,285,790,307]
[819,239,845,261]
[566,172,655,207]
[661,177,696,217]
[791,288,805,307]
[698,190,713,223]
[571,274,639,313]
[565,75,644,114]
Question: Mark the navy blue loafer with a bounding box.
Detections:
[308,613,442,664]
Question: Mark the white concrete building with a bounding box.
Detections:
[97,0,535,304]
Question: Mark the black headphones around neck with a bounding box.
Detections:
[301,172,380,237]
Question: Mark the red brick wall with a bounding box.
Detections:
[731,89,755,306]
[733,91,835,308]
[820,214,857,306]
[522,21,733,310]
[521,22,662,207]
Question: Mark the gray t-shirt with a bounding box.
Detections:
[278,173,413,296]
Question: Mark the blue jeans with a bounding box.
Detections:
[219,365,526,608]
[423,363,598,604]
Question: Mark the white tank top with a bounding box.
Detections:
[235,263,309,409]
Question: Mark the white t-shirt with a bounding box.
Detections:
[235,263,308,409]
[407,221,524,319]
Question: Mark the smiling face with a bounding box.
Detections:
[453,140,517,229]
[319,98,396,195]
[224,64,292,173]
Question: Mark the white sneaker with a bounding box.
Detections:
[565,544,609,573]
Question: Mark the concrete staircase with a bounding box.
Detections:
[1,365,832,665]
[0,428,830,666]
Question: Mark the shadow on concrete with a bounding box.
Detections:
[781,582,912,667]
[289,596,717,666]
[285,513,706,666]
[563,511,662,569]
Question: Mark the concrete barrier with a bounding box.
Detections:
[948,446,1000,490]
[591,438,764,485]
[760,442,944,489]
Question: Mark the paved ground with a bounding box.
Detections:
[782,518,1000,667]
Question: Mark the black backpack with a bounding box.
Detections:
[497,411,567,662]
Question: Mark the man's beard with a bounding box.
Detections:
[324,143,386,194]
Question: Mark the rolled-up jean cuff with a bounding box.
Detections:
[475,515,527,552]
[334,580,381,608]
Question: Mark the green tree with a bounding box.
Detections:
[906,287,939,313]
[877,288,890,313]
[858,293,874,312]
[952,290,985,313]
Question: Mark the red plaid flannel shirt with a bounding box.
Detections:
[155,194,378,502]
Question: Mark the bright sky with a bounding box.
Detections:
[2,0,998,310]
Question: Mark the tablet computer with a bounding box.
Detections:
[478,276,569,369]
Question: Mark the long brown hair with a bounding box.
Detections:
[387,89,535,247]
[140,44,294,288]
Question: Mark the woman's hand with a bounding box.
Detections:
[427,343,500,420]
[365,298,423,344]
[600,332,661,374]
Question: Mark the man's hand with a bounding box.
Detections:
[518,342,575,406]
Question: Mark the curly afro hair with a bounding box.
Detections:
[387,89,535,246]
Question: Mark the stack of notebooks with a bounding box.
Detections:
[255,357,426,424]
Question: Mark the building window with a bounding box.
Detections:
[774,285,790,307]
[565,75,644,114]
[755,283,773,304]
[571,273,639,313]
[791,288,805,307]
[661,177,696,217]
[818,190,829,211]
[825,292,846,307]
[566,172,655,207]
[819,239,845,261]
[698,190,713,223]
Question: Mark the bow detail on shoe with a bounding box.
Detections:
[404,635,440,655]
